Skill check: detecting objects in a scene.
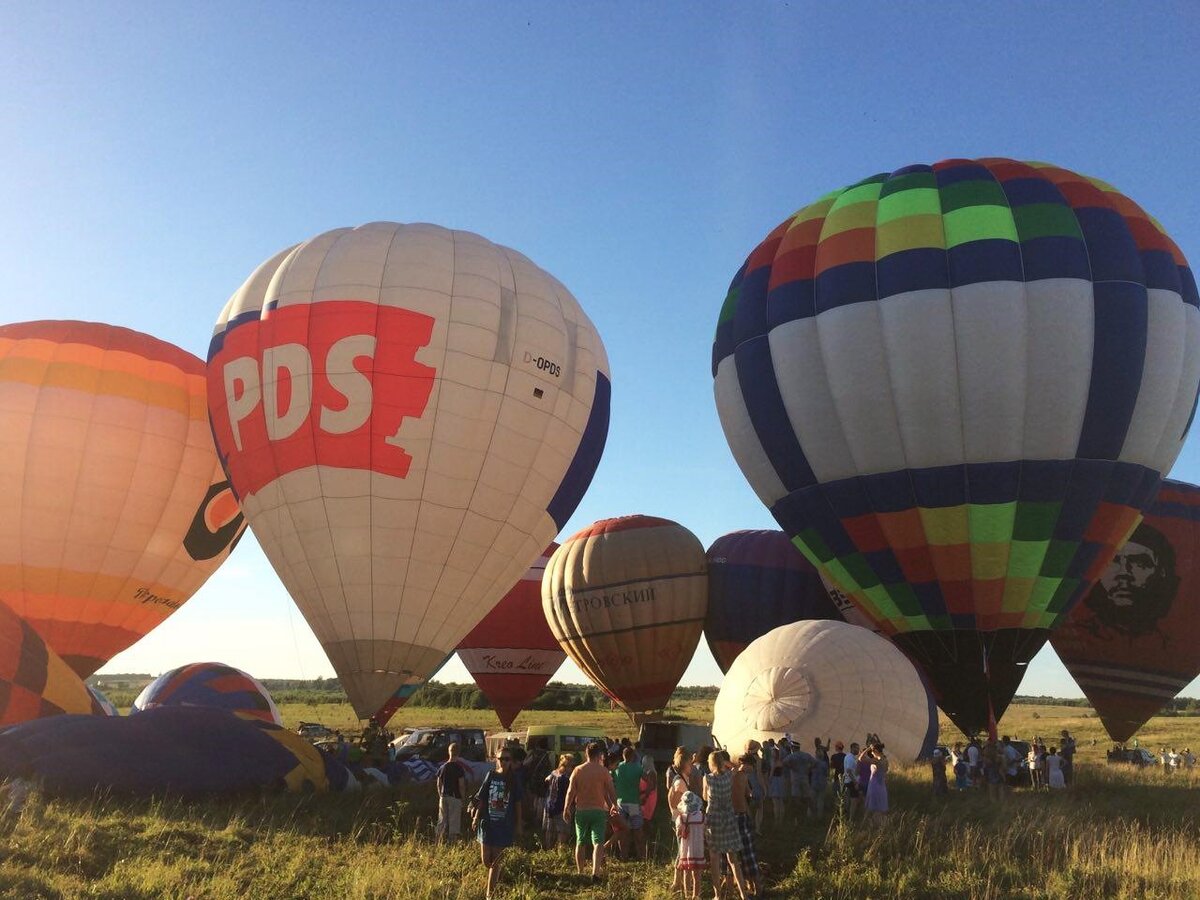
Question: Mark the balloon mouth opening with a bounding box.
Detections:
[743,665,814,732]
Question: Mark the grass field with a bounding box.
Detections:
[3,703,1200,899]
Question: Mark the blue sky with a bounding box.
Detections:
[3,3,1199,698]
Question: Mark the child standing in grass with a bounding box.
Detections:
[676,791,706,899]
[474,749,523,900]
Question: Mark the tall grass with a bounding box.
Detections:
[4,765,1200,899]
[5,705,1200,898]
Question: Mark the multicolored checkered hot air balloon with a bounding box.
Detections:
[0,321,246,678]
[712,158,1200,736]
[704,529,846,673]
[1052,479,1200,742]
[207,224,610,720]
[131,662,282,725]
[0,600,100,726]
[542,516,707,720]
[458,544,564,729]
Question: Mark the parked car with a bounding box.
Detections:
[390,727,486,763]
[1107,747,1157,767]
[524,724,608,763]
[297,722,334,742]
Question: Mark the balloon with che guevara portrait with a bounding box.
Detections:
[1052,479,1200,742]
[206,223,611,720]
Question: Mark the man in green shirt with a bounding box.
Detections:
[612,746,646,860]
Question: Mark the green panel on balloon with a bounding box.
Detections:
[1013,204,1084,241]
[1007,541,1049,579]
[938,178,1010,213]
[942,206,1019,247]
[1013,502,1061,541]
[968,503,1016,544]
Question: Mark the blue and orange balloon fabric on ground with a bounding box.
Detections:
[0,600,100,726]
[458,543,564,729]
[705,529,845,673]
[1052,479,1200,742]
[0,706,345,795]
[0,321,245,678]
[131,662,282,725]
[712,159,1200,735]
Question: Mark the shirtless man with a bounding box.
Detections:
[563,741,618,881]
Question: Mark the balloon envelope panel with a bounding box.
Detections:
[0,321,245,677]
[712,159,1200,735]
[1052,479,1200,741]
[206,224,610,719]
[542,516,707,717]
[0,706,344,794]
[712,620,938,762]
[87,686,120,717]
[705,530,844,672]
[0,601,100,726]
[459,544,564,729]
[372,652,451,725]
[132,662,281,725]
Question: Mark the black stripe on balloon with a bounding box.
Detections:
[546,371,611,530]
[734,335,815,492]
[15,620,50,694]
[552,615,708,644]
[1075,206,1149,460]
[183,480,246,561]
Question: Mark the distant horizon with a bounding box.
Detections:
[88,672,1199,705]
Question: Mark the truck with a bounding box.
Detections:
[637,720,714,768]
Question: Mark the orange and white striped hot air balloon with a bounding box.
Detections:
[542,516,707,720]
[0,321,245,677]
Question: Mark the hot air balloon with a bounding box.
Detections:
[712,620,938,762]
[459,543,564,728]
[0,321,246,677]
[131,661,282,725]
[1051,479,1200,742]
[542,516,707,720]
[712,159,1200,736]
[705,529,846,672]
[87,685,120,717]
[206,223,610,719]
[0,600,101,726]
[0,706,349,795]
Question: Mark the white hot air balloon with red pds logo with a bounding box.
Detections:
[206,223,610,720]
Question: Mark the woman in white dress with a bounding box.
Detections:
[1045,747,1066,789]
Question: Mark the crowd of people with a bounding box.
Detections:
[433,732,894,899]
[934,730,1077,796]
